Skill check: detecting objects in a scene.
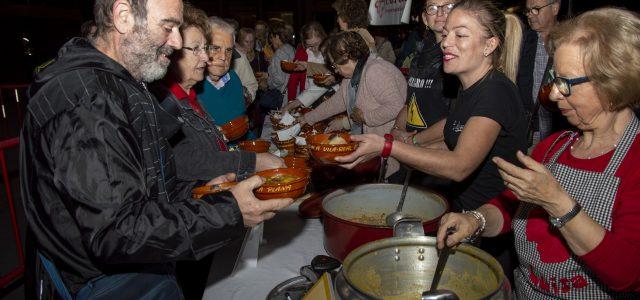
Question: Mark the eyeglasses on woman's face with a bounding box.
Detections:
[552,70,590,97]
[423,3,455,15]
[182,46,207,56]
[524,1,555,15]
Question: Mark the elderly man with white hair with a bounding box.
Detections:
[196,16,255,141]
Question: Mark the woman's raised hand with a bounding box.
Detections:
[493,151,575,216]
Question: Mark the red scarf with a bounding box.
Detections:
[166,80,227,151]
[168,82,206,117]
[286,45,308,101]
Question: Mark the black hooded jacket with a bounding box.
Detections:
[20,38,244,293]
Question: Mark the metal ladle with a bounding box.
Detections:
[385,168,413,227]
[421,228,459,300]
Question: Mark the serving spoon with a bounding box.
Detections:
[385,168,413,227]
[421,228,459,300]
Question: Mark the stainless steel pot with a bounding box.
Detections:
[335,235,511,299]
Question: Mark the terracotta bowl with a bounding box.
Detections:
[238,140,271,153]
[220,115,249,141]
[271,137,295,156]
[269,113,282,125]
[272,136,295,146]
[295,144,310,158]
[538,81,558,112]
[280,60,298,73]
[273,122,290,131]
[191,181,238,199]
[284,156,311,172]
[255,168,310,200]
[312,73,331,85]
[191,168,309,200]
[254,71,267,79]
[306,132,358,164]
[300,122,326,137]
[295,107,312,115]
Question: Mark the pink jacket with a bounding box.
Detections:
[305,56,406,176]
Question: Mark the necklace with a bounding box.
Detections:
[570,135,618,159]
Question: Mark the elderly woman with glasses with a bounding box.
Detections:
[151,7,284,192]
[299,31,406,177]
[437,7,640,298]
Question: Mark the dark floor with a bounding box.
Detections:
[0,145,26,300]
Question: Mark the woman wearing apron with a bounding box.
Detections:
[437,8,640,298]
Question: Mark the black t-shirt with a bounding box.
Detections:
[444,70,527,211]
[405,34,458,132]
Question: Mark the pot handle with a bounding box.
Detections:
[393,216,425,238]
[421,290,460,300]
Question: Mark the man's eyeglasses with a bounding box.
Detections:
[205,45,234,57]
[552,71,590,97]
[524,1,555,15]
[182,46,207,56]
[423,3,455,15]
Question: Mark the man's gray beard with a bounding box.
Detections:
[121,26,173,82]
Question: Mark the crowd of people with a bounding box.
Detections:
[19,0,640,299]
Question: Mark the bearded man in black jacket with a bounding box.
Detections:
[20,0,293,298]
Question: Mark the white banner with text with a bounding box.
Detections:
[369,0,413,25]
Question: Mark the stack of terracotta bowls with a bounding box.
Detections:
[238,140,271,153]
[272,135,295,156]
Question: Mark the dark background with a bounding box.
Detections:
[0,0,636,85]
[0,1,636,298]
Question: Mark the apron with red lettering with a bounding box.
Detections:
[512,117,639,299]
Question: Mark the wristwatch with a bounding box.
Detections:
[549,202,582,228]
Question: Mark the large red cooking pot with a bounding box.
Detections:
[321,183,449,261]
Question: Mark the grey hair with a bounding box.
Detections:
[93,0,148,39]
[208,16,236,44]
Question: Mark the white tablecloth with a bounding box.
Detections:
[203,200,327,299]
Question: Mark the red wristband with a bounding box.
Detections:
[381,134,393,158]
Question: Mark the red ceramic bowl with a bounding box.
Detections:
[220,115,249,141]
[269,113,282,125]
[238,140,271,153]
[192,168,309,200]
[280,60,298,73]
[300,122,326,137]
[295,144,310,158]
[312,73,331,85]
[270,136,295,156]
[191,181,238,199]
[538,81,558,112]
[297,107,313,115]
[306,133,358,164]
[255,168,310,200]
